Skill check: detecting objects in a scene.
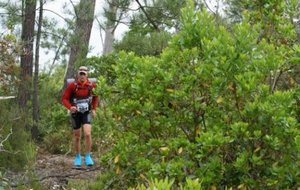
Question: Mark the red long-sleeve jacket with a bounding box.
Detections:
[62,79,99,110]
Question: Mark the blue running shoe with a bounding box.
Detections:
[85,153,94,166]
[74,153,81,167]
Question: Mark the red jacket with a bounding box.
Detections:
[62,79,99,110]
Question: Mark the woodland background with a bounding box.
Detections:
[0,0,300,189]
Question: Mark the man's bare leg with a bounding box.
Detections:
[73,128,82,166]
[83,124,94,166]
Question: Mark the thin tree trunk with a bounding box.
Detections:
[62,0,96,91]
[32,0,43,141]
[103,27,114,54]
[48,35,66,75]
[103,0,118,55]
[18,0,37,109]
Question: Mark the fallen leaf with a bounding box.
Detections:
[114,155,120,164]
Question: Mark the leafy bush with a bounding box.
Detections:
[90,2,300,190]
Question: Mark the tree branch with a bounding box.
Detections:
[111,12,125,34]
[40,30,68,42]
[69,0,77,17]
[48,35,67,75]
[270,70,283,93]
[0,96,16,100]
[42,9,71,24]
[134,0,160,31]
[95,17,105,46]
[179,124,194,143]
[0,128,13,152]
[203,0,216,14]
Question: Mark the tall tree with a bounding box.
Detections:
[102,0,117,54]
[32,0,43,140]
[62,0,96,90]
[18,0,37,108]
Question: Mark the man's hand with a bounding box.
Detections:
[70,106,77,113]
[91,109,96,118]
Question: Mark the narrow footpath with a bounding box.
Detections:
[7,151,102,189]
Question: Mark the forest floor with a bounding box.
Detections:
[7,150,103,190]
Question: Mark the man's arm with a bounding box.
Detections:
[61,83,75,110]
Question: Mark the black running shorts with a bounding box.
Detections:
[70,111,92,129]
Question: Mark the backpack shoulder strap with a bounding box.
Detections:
[73,82,78,93]
[69,82,78,102]
[87,82,94,96]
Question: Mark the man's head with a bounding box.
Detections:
[77,66,88,82]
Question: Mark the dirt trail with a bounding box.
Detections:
[8,152,102,189]
[36,153,102,189]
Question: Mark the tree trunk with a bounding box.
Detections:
[32,0,43,141]
[103,27,115,54]
[18,0,37,109]
[103,0,118,55]
[62,0,96,90]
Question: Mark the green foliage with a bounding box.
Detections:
[129,0,187,31]
[43,128,72,154]
[0,101,36,171]
[67,178,93,190]
[88,2,300,189]
[113,0,189,56]
[85,54,118,85]
[39,66,67,130]
[40,23,71,67]
[128,177,203,190]
[225,0,299,25]
[0,2,22,31]
[114,31,172,56]
[0,1,71,68]
[224,0,298,46]
[129,178,175,190]
[37,66,73,154]
[0,34,20,95]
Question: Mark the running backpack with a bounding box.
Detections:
[67,78,97,106]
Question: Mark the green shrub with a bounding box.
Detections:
[89,1,300,189]
[43,129,72,154]
[128,177,202,190]
[0,100,36,171]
